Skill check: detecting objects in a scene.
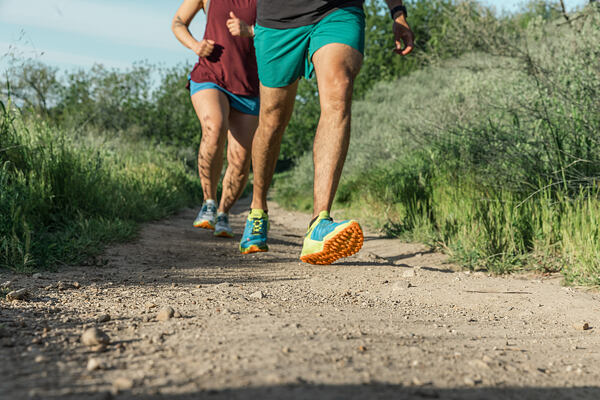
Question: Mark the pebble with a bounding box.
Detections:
[157,306,175,321]
[173,311,182,318]
[250,290,266,299]
[573,322,591,331]
[87,357,103,371]
[392,281,411,291]
[81,327,110,347]
[402,270,416,278]
[32,273,42,279]
[464,377,477,386]
[6,289,30,301]
[1,280,12,289]
[34,355,48,363]
[112,377,134,392]
[97,314,111,323]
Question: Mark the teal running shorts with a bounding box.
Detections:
[254,7,365,88]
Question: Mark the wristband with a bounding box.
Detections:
[390,5,407,19]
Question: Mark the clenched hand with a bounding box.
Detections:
[393,15,414,56]
[192,39,215,57]
[226,11,254,37]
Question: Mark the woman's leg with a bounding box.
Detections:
[190,89,230,201]
[218,108,258,213]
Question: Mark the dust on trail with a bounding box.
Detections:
[1,198,600,400]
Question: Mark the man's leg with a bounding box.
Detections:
[219,109,258,213]
[311,43,363,218]
[191,89,230,202]
[250,81,299,212]
[298,43,364,265]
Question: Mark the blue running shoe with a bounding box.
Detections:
[300,211,364,265]
[193,200,217,229]
[214,212,234,238]
[239,209,269,254]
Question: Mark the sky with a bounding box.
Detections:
[0,0,590,73]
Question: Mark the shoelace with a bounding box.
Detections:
[217,214,228,224]
[251,218,265,235]
[201,204,216,216]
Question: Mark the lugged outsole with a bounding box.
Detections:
[214,231,234,238]
[300,222,364,265]
[240,244,268,255]
[194,220,215,230]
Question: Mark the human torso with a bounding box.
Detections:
[190,0,259,97]
[257,0,364,29]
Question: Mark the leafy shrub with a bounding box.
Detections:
[0,100,201,271]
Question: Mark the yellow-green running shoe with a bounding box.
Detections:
[300,211,364,265]
[239,209,269,254]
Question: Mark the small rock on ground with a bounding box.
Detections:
[97,314,111,323]
[402,270,416,278]
[112,377,134,392]
[573,322,591,331]
[6,289,30,301]
[157,306,175,321]
[250,290,265,299]
[81,328,110,347]
[87,358,104,371]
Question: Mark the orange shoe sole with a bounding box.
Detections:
[240,244,268,255]
[194,220,215,230]
[215,231,234,238]
[300,222,364,265]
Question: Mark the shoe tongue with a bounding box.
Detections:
[249,209,267,219]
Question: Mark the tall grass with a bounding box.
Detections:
[275,4,600,285]
[0,100,201,272]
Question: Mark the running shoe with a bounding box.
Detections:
[193,200,217,230]
[300,211,364,265]
[239,209,269,254]
[214,212,234,238]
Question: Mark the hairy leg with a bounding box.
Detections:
[311,43,363,218]
[250,81,299,212]
[219,109,258,213]
[191,89,230,201]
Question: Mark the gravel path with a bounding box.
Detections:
[1,199,599,399]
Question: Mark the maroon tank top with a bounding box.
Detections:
[189,0,259,97]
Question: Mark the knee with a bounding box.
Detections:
[259,104,291,135]
[320,75,353,116]
[200,116,226,141]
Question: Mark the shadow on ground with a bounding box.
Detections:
[43,384,600,400]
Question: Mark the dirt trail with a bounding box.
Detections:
[1,199,600,399]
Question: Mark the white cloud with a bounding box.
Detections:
[0,40,132,70]
[0,0,206,51]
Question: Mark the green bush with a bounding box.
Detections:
[0,100,201,272]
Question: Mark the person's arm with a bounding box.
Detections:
[226,11,254,37]
[384,0,414,56]
[172,0,215,57]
